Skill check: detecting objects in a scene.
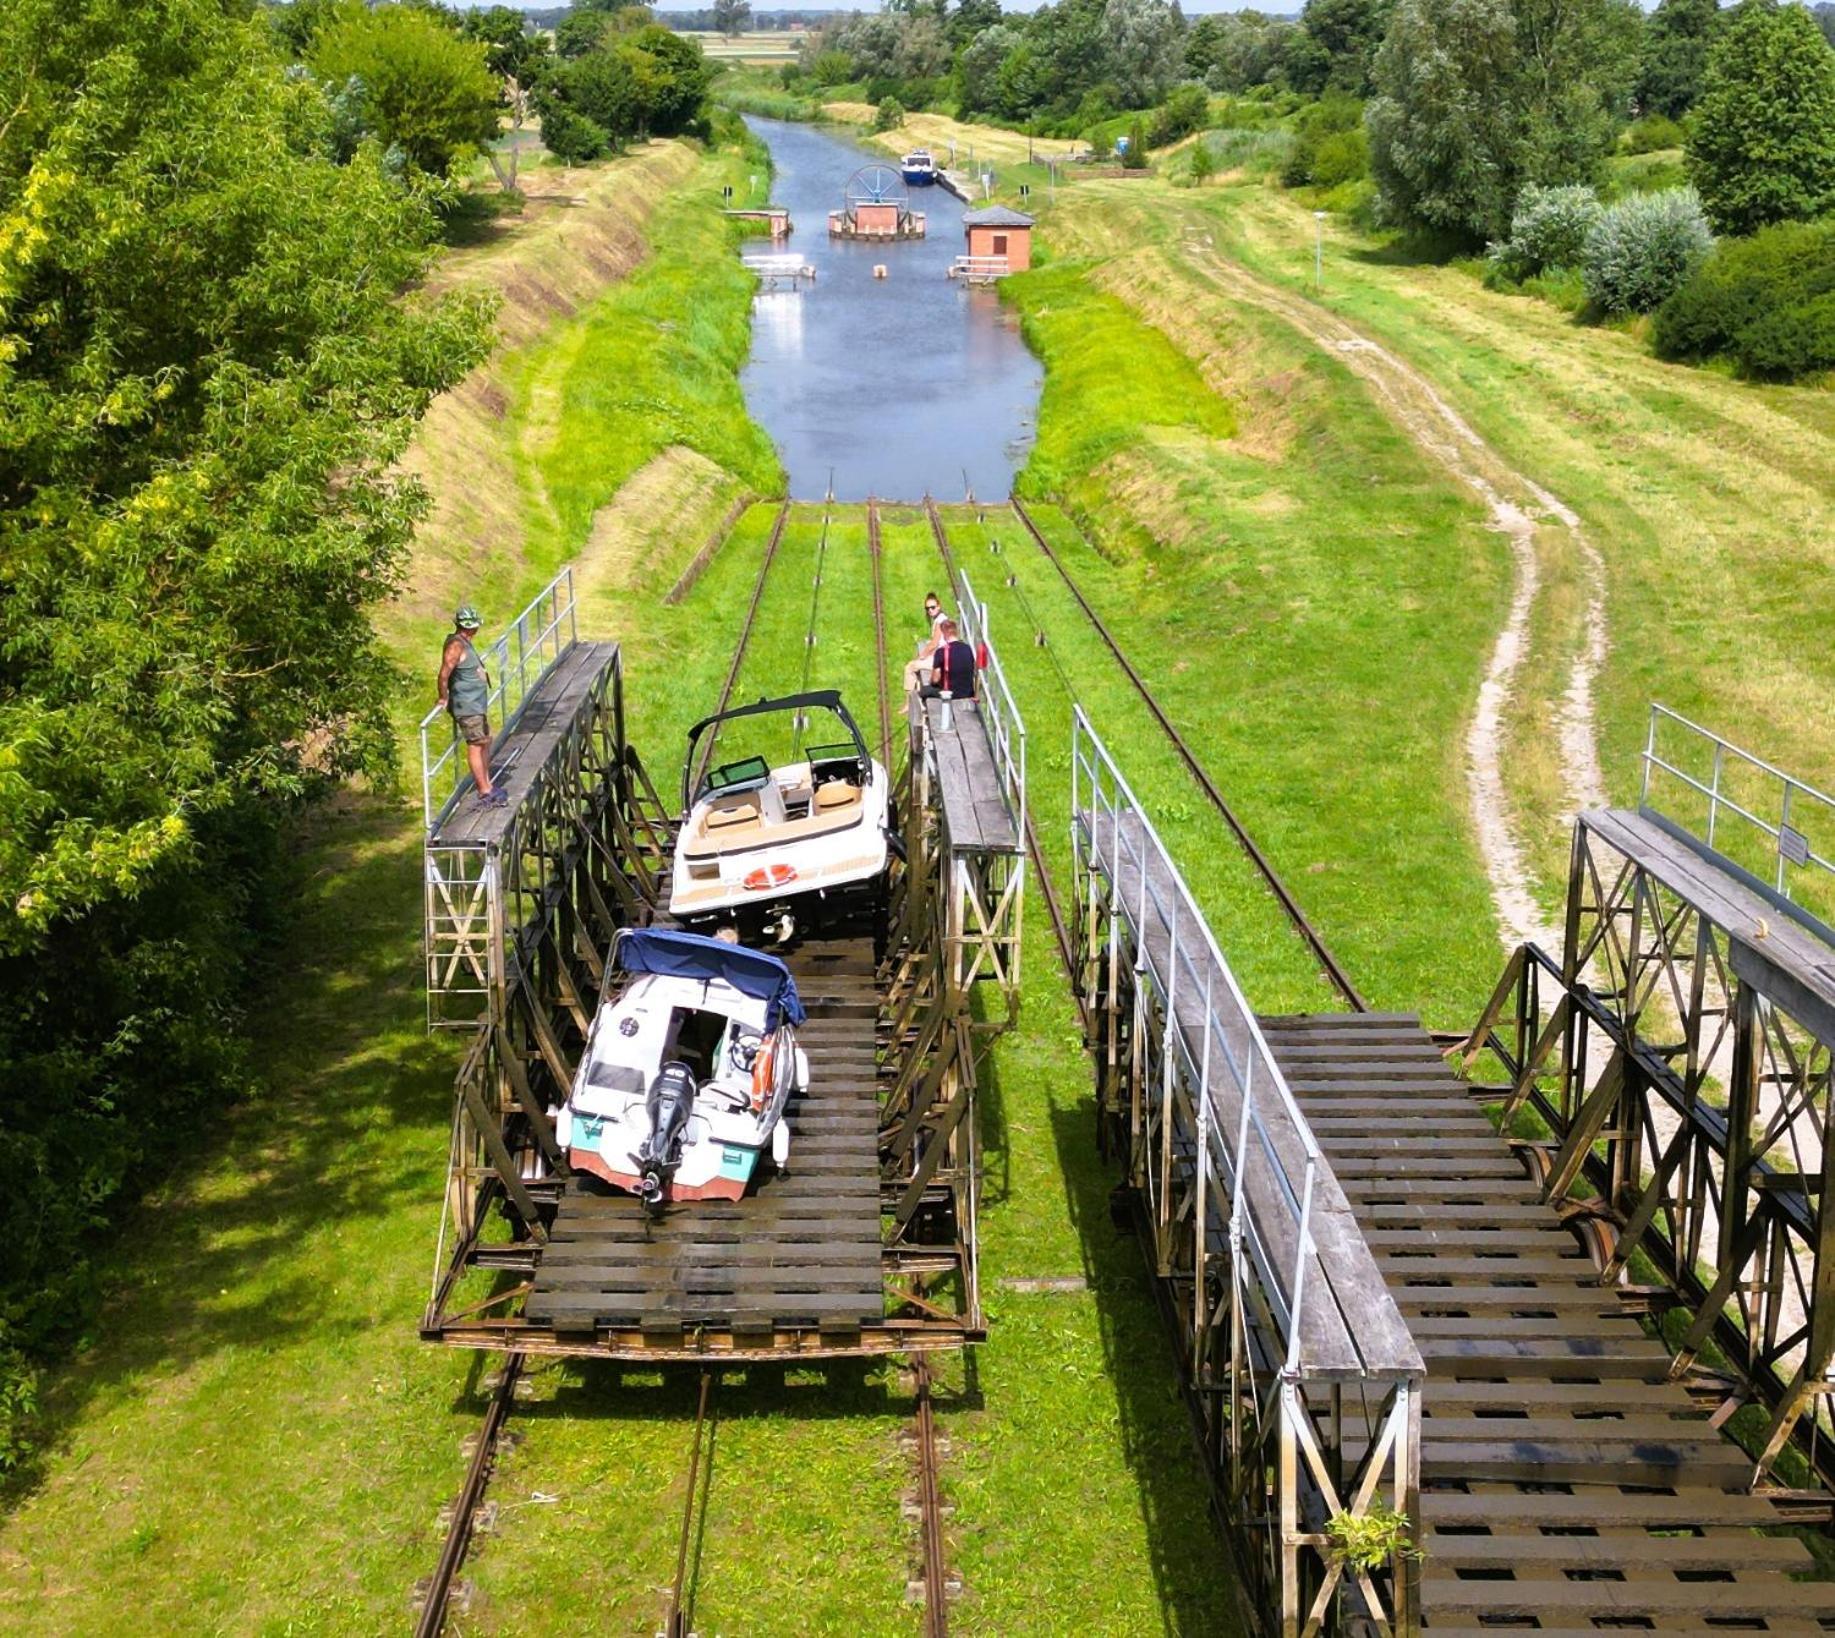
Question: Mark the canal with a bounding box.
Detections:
[740,117,1043,504]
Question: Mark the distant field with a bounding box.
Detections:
[687,28,802,61]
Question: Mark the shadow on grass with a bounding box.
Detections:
[4,794,455,1502]
[1047,1097,1245,1637]
[1346,227,1471,269]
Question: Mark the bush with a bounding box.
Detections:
[873,95,905,131]
[1620,112,1686,154]
[1653,217,1835,378]
[1150,81,1211,146]
[1485,183,1602,279]
[1583,186,1713,312]
[1280,92,1364,187]
[1121,116,1149,168]
[1310,127,1369,188]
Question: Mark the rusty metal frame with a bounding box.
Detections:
[1072,708,1423,1636]
[1459,804,1835,1493]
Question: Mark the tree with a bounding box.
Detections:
[1367,0,1641,241]
[1367,0,1520,238]
[874,95,907,130]
[1816,2,1835,48]
[0,0,489,1413]
[1293,0,1396,94]
[310,1,501,176]
[1188,136,1217,181]
[1635,0,1725,117]
[959,22,1022,111]
[1099,0,1186,107]
[1687,0,1835,233]
[462,4,548,85]
[948,0,1005,48]
[713,0,752,38]
[618,25,713,135]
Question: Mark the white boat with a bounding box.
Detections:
[900,150,938,186]
[668,690,893,935]
[556,929,808,1211]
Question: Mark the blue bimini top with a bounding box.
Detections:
[614,928,807,1032]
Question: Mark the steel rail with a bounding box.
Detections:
[1007,496,1368,1013]
[867,499,894,770]
[694,500,790,792]
[665,1370,717,1638]
[414,1351,524,1638]
[912,1355,949,1637]
[792,504,834,757]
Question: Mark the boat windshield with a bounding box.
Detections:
[705,755,770,794]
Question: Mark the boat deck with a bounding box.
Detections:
[523,938,885,1346]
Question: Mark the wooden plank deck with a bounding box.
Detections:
[430,639,619,850]
[924,698,1020,856]
[1586,807,1835,1041]
[523,936,885,1337]
[1262,1009,1835,1630]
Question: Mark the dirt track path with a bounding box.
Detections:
[1180,235,1607,953]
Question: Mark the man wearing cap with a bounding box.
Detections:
[436,605,506,807]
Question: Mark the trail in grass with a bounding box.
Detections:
[1172,226,1605,954]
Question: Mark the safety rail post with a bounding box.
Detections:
[1069,706,1423,1634]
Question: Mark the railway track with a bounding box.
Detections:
[694,499,790,790]
[867,500,893,770]
[1005,495,1367,1012]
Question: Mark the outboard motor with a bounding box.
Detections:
[635,1060,696,1213]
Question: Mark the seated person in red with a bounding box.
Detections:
[920,619,977,701]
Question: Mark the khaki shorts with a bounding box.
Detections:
[454,713,490,745]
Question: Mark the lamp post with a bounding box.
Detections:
[1313,209,1326,289]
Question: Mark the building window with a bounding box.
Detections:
[992,234,1008,255]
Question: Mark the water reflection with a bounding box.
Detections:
[740,117,1042,504]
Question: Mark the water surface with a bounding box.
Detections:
[740,117,1042,503]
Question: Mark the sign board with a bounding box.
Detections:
[722,185,733,200]
[1780,824,1811,867]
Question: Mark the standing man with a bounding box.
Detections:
[436,605,506,808]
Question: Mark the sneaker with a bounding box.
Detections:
[486,788,510,808]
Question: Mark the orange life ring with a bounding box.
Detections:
[742,862,798,892]
[750,1035,777,1112]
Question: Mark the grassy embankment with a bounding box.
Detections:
[1198,183,1835,900]
[0,130,1245,1634]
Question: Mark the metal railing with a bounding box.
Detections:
[418,568,577,829]
[1641,703,1835,906]
[1073,707,1337,1368]
[953,571,1028,854]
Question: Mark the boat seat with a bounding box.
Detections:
[815,782,860,811]
[704,796,762,834]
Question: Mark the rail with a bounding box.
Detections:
[1075,708,1330,1360]
[419,567,577,829]
[952,570,1027,855]
[1642,702,1835,912]
[947,255,1008,282]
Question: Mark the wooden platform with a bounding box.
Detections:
[1261,1010,1835,1631]
[926,698,1020,856]
[430,640,620,850]
[1588,807,1835,1040]
[523,937,885,1342]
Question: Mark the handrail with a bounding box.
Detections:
[953,571,1027,851]
[1641,703,1835,899]
[1071,707,1415,1379]
[419,567,578,831]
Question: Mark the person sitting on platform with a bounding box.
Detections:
[920,619,978,703]
[436,604,506,808]
[902,590,950,691]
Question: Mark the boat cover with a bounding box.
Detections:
[613,928,807,1031]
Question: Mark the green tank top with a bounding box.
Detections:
[448,637,490,717]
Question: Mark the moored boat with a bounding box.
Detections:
[899,149,938,186]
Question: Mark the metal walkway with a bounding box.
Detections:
[1264,1010,1835,1632]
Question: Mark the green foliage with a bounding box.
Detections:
[1325,1503,1422,1572]
[536,18,711,156]
[1281,92,1365,186]
[873,95,906,131]
[461,4,550,87]
[309,1,501,176]
[1486,182,1603,278]
[1636,0,1724,117]
[1686,0,1835,234]
[1368,0,1642,242]
[1122,116,1150,168]
[1582,186,1713,312]
[1292,0,1396,95]
[1150,81,1211,146]
[1186,10,1303,93]
[1187,135,1217,182]
[0,0,490,1413]
[712,0,751,38]
[1620,111,1687,154]
[1654,217,1835,378]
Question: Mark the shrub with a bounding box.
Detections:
[1281,92,1363,186]
[1485,183,1602,279]
[1620,111,1687,154]
[873,95,905,131]
[1188,137,1217,182]
[1653,217,1835,378]
[1150,81,1211,146]
[1121,116,1149,168]
[1583,186,1713,312]
[1310,126,1369,188]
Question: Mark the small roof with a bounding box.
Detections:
[614,928,806,1031]
[962,205,1035,229]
